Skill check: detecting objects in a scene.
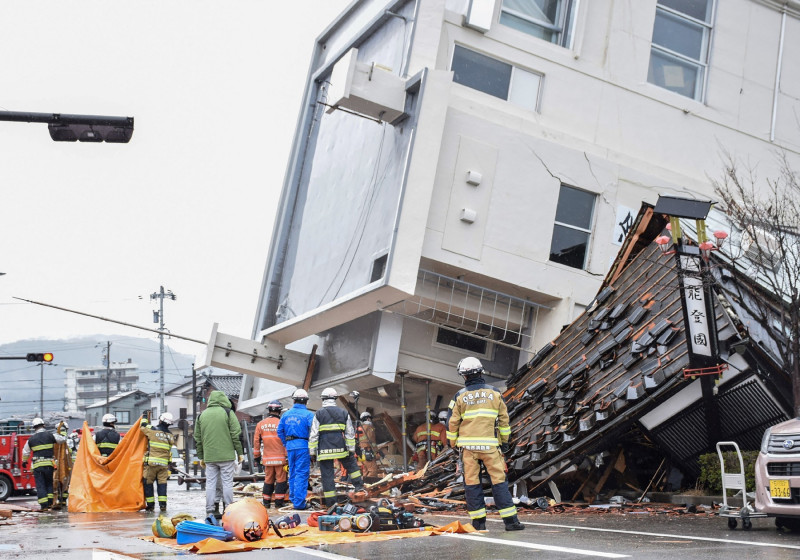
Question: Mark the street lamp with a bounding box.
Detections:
[0,110,134,143]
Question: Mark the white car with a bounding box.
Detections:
[170,446,185,474]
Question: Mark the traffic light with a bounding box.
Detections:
[26,352,54,362]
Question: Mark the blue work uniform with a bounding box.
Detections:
[277,402,314,509]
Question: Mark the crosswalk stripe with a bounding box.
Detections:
[441,533,630,558]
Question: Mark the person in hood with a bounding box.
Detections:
[194,390,243,518]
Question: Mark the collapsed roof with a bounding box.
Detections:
[500,203,793,494]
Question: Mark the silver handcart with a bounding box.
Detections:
[716,441,768,530]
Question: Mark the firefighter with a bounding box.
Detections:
[356,411,379,479]
[437,410,451,449]
[308,387,366,507]
[141,412,176,511]
[95,413,121,457]
[253,400,288,508]
[447,357,524,531]
[21,418,66,511]
[277,389,315,510]
[413,410,447,467]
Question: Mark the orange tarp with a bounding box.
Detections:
[68,417,148,512]
[143,520,475,554]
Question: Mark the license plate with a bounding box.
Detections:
[770,479,791,498]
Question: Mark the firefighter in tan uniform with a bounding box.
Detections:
[141,412,176,511]
[447,357,524,532]
[413,411,447,467]
[253,400,288,508]
[356,412,379,478]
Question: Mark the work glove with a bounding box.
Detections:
[238,455,245,464]
[283,464,289,473]
[199,460,206,469]
[500,443,510,455]
[22,461,28,469]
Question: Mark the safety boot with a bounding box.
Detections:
[471,517,486,531]
[275,499,285,508]
[262,500,271,509]
[503,515,525,531]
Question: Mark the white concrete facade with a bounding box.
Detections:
[231,0,800,417]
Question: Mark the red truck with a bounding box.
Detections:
[0,422,36,501]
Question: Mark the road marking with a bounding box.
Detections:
[490,519,800,551]
[441,532,630,558]
[295,546,359,560]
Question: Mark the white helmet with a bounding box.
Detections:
[457,356,484,378]
[360,411,372,421]
[158,412,174,425]
[292,388,309,402]
[438,410,449,422]
[321,387,338,400]
[32,417,45,428]
[102,413,117,424]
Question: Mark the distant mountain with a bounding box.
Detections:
[0,335,198,417]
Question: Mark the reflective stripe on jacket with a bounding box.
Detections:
[95,428,120,456]
[253,415,287,465]
[309,404,355,460]
[142,423,174,465]
[447,383,510,449]
[28,430,56,469]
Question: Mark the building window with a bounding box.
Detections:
[648,0,713,100]
[433,327,491,358]
[114,410,130,424]
[499,0,577,47]
[549,185,595,269]
[451,45,542,112]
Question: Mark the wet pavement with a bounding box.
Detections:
[3,481,800,559]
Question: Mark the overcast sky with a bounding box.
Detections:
[1,1,351,358]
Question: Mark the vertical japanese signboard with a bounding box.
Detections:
[680,254,713,359]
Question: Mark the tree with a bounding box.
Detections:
[712,151,800,417]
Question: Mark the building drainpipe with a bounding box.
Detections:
[770,9,787,142]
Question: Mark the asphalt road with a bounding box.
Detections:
[3,482,800,559]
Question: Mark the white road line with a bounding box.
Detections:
[441,532,630,558]
[485,519,800,551]
[294,546,360,560]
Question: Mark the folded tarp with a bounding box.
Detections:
[143,521,475,554]
[68,417,148,512]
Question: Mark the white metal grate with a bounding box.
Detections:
[382,269,550,354]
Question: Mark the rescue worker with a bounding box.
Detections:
[94,413,121,457]
[413,410,447,467]
[356,411,379,479]
[22,418,66,511]
[447,357,524,532]
[277,388,314,510]
[141,412,176,511]
[308,387,366,507]
[437,410,451,447]
[253,400,288,508]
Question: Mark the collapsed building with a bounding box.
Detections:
[194,1,800,486]
[407,202,795,502]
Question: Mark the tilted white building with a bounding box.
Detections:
[203,0,800,419]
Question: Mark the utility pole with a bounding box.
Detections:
[151,286,176,415]
[105,341,111,415]
[40,362,44,416]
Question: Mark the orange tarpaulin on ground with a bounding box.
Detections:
[68,417,148,512]
[143,520,475,554]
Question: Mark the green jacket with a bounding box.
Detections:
[194,391,243,462]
